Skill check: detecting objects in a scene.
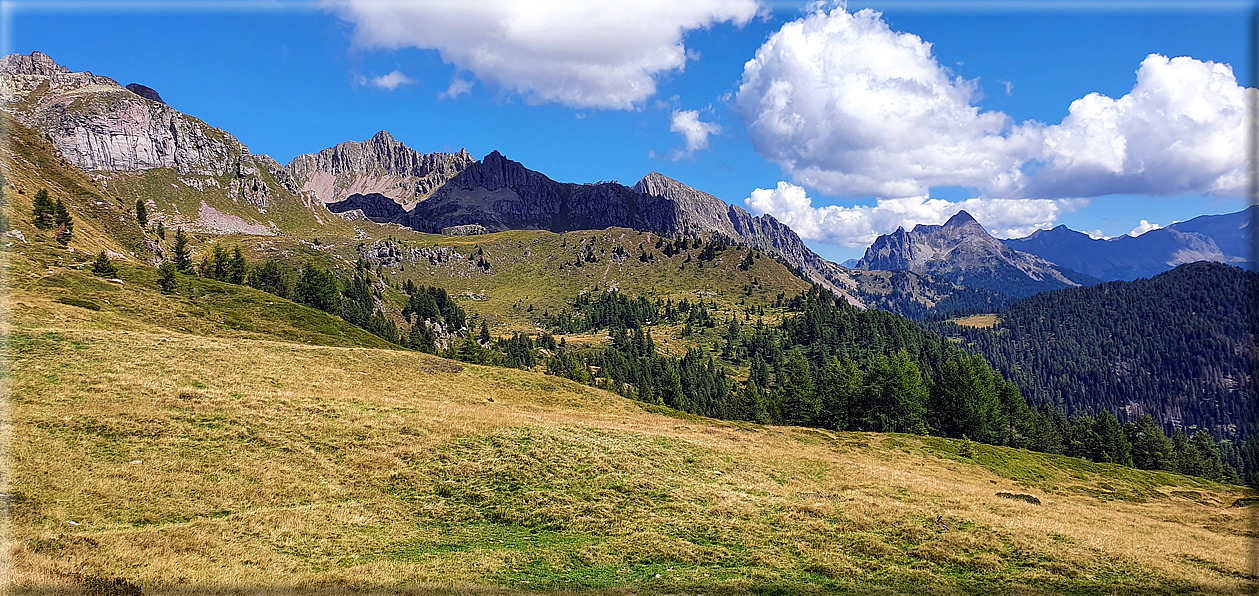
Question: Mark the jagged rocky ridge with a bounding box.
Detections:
[0,51,317,224]
[317,149,1007,315]
[286,131,476,206]
[855,211,1096,298]
[313,145,862,302]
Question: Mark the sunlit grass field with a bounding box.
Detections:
[4,245,1257,595]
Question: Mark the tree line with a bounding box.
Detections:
[535,285,1244,485]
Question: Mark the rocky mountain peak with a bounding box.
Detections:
[284,132,477,204]
[855,209,1090,297]
[631,171,675,196]
[0,51,70,76]
[125,83,165,105]
[944,210,980,227]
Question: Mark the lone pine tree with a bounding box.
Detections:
[172,229,193,273]
[52,198,72,243]
[90,251,118,278]
[31,189,54,229]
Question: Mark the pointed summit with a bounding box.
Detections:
[944,210,979,227]
[631,171,686,198]
[371,130,396,143]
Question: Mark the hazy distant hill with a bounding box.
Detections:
[1003,207,1252,281]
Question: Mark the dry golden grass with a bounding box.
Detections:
[4,265,1257,594]
[949,314,1000,329]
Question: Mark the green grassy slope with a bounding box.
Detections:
[7,240,395,350]
[6,318,1255,595]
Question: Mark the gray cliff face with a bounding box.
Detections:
[856,211,1091,298]
[285,131,476,205]
[1,51,307,215]
[1,51,237,176]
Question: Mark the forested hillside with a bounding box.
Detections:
[930,262,1252,441]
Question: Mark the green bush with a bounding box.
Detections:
[91,251,118,278]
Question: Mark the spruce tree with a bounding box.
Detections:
[204,245,230,280]
[157,261,177,294]
[135,199,148,226]
[52,198,72,243]
[172,229,193,272]
[227,246,248,284]
[32,189,54,229]
[663,362,687,411]
[781,349,818,425]
[1092,411,1132,466]
[295,263,340,313]
[90,251,118,278]
[247,258,293,298]
[1126,414,1174,471]
[819,356,861,431]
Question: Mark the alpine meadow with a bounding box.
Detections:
[2,2,1257,595]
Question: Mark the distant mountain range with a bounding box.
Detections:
[1002,208,1253,282]
[850,205,1252,303]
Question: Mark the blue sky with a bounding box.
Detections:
[5,0,1253,261]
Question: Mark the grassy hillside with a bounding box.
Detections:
[197,227,811,340]
[1,113,149,259]
[5,273,1256,594]
[7,239,395,350]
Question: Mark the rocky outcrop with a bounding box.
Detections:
[442,224,487,236]
[0,51,310,220]
[125,83,164,104]
[856,211,1094,298]
[285,130,476,206]
[1,51,70,76]
[327,192,407,221]
[0,51,242,176]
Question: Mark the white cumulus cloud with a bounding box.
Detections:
[326,0,762,109]
[744,181,1084,248]
[440,77,474,100]
[1129,220,1163,237]
[370,70,416,91]
[670,109,721,154]
[1025,54,1250,199]
[736,5,1035,199]
[736,3,1252,201]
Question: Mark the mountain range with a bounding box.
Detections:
[1002,209,1253,282]
[1,50,1250,316]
